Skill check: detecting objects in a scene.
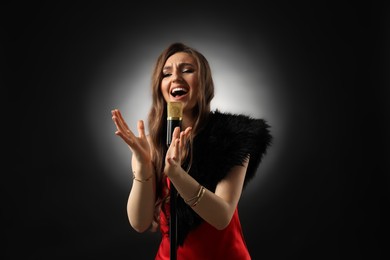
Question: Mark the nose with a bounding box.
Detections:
[171,70,183,83]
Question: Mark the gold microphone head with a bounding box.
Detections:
[167,102,183,120]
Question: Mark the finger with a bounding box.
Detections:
[112,116,138,144]
[173,126,180,140]
[112,115,122,132]
[112,109,122,121]
[111,109,119,124]
[116,109,124,121]
[115,109,131,131]
[137,120,146,139]
[179,131,185,149]
[167,135,176,155]
[184,127,192,136]
[112,110,125,130]
[174,138,180,161]
[115,115,135,140]
[180,127,192,149]
[115,130,132,143]
[112,114,129,135]
[168,136,179,154]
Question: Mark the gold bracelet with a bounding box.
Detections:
[132,172,152,183]
[191,186,206,207]
[185,185,203,204]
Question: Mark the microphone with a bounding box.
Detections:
[167,101,182,260]
[167,102,183,146]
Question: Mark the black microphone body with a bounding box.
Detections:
[167,119,182,146]
[166,102,183,260]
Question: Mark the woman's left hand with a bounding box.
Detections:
[164,126,192,178]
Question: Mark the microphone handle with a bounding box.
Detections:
[167,119,181,260]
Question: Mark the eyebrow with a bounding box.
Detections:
[163,62,195,71]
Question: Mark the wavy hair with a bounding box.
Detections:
[147,42,215,230]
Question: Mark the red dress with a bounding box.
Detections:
[155,178,251,260]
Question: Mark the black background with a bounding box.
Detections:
[4,2,389,259]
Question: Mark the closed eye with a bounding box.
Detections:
[183,69,194,73]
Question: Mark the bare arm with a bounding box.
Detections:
[111,109,156,232]
[165,127,248,230]
[169,159,247,230]
[127,154,156,233]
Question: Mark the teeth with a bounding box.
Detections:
[171,88,188,97]
[171,88,188,94]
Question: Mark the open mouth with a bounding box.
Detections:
[170,87,188,98]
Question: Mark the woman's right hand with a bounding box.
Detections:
[111,109,151,165]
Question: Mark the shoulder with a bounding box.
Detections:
[207,110,271,138]
[201,110,272,187]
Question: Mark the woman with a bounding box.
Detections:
[111,42,272,259]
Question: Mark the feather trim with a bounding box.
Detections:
[175,110,272,245]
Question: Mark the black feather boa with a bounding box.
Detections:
[173,110,272,246]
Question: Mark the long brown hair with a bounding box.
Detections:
[147,42,214,228]
[148,42,214,181]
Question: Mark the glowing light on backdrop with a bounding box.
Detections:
[85,20,289,199]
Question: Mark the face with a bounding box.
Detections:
[161,52,199,114]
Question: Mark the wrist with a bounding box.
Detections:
[132,172,153,183]
[165,164,185,180]
[132,162,154,179]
